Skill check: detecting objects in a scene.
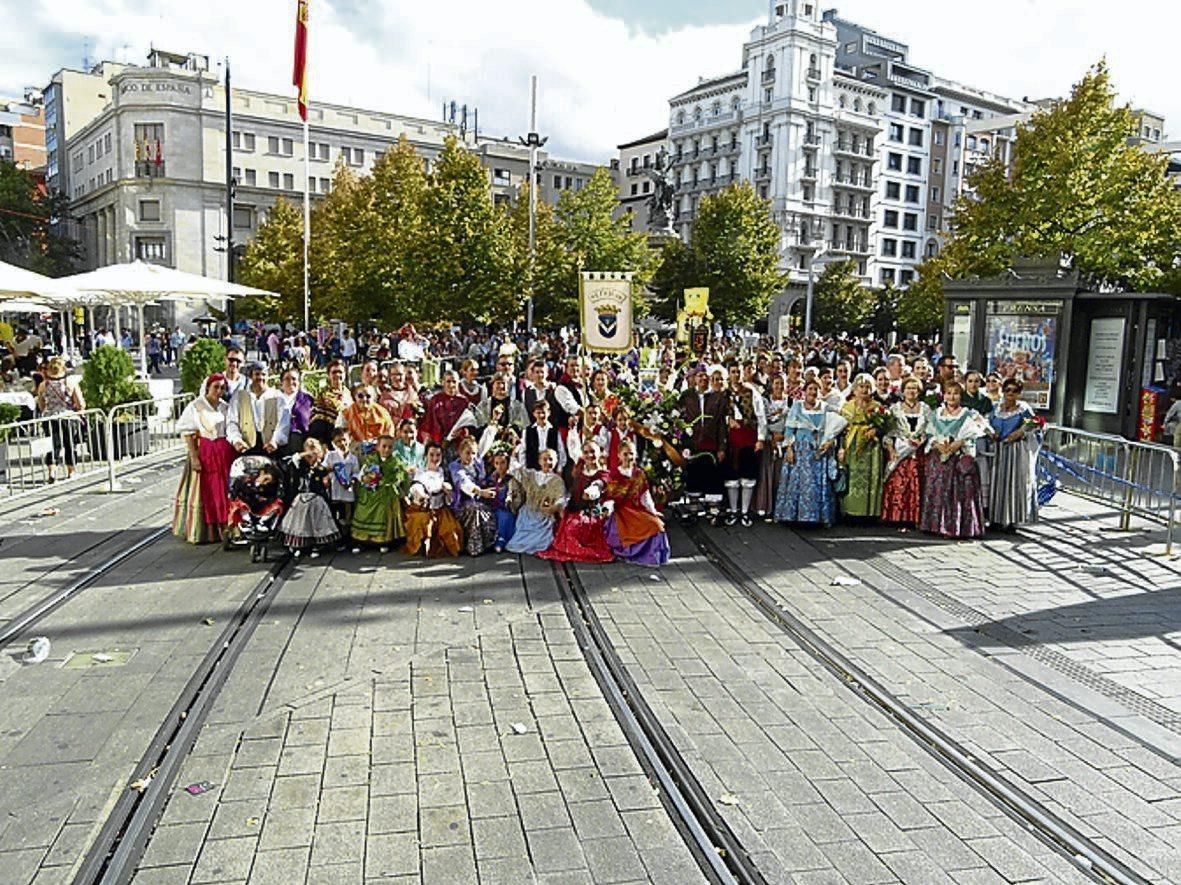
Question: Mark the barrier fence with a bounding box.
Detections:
[0,393,194,499]
[1039,424,1180,554]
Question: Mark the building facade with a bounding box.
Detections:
[0,92,47,172]
[615,129,669,233]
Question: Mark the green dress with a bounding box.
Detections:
[839,400,885,518]
[351,453,405,543]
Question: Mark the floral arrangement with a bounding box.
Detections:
[607,385,688,506]
[1022,412,1047,434]
[358,462,383,492]
[864,401,895,439]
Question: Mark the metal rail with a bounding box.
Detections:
[74,555,293,885]
[549,561,766,885]
[0,526,170,647]
[685,523,1148,885]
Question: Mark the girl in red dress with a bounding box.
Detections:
[539,441,614,563]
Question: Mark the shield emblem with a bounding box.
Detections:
[598,312,618,339]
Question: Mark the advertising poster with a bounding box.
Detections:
[579,272,634,353]
[1083,317,1125,414]
[984,301,1059,410]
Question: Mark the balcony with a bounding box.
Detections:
[832,173,874,191]
[755,134,773,148]
[830,240,871,256]
[801,167,817,181]
[802,135,820,150]
[755,167,772,182]
[807,67,822,81]
[831,205,869,221]
[834,141,874,159]
[135,161,166,178]
[762,68,776,84]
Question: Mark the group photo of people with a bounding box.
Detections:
[168,323,1049,568]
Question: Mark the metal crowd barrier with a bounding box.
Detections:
[0,394,195,499]
[1039,424,1180,553]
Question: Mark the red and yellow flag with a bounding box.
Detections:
[293,0,309,121]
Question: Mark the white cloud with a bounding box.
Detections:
[0,0,1177,165]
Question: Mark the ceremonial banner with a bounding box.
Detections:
[579,272,633,353]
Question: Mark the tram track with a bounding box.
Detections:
[683,521,1149,885]
[73,553,293,885]
[549,560,767,885]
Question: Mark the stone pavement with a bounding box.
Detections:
[713,506,1181,882]
[131,551,702,884]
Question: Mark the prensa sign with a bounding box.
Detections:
[579,271,633,353]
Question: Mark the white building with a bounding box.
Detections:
[616,129,669,233]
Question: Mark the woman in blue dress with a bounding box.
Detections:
[775,380,848,527]
[987,378,1041,529]
[506,448,566,555]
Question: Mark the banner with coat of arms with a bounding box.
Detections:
[579,271,633,353]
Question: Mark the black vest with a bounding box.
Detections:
[525,424,560,470]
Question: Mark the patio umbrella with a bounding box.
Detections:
[62,261,276,373]
[0,261,87,359]
[0,299,55,314]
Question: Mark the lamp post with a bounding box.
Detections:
[802,243,826,339]
[517,75,547,332]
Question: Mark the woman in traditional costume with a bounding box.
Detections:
[987,378,1042,530]
[506,448,566,555]
[880,377,930,527]
[403,442,463,557]
[919,381,987,539]
[539,440,614,563]
[774,379,848,527]
[339,384,394,452]
[838,374,887,520]
[308,360,353,444]
[603,440,670,566]
[174,373,236,544]
[753,374,791,520]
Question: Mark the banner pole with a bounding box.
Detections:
[303,117,310,333]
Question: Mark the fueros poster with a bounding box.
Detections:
[984,301,1060,410]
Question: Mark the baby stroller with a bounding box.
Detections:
[225,454,288,562]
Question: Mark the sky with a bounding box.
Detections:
[0,0,1177,163]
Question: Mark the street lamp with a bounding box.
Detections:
[802,241,826,339]
[517,75,547,332]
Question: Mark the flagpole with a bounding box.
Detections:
[303,116,310,333]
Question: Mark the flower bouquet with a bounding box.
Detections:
[1022,412,1047,434]
[358,462,382,492]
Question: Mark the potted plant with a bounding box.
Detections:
[0,401,22,476]
[180,338,227,395]
[82,345,151,460]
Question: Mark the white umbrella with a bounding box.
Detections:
[62,260,277,373]
[0,299,55,313]
[0,260,71,300]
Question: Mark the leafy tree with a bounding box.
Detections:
[0,159,80,275]
[648,237,697,320]
[896,261,946,334]
[311,161,370,323]
[939,62,1181,290]
[673,183,784,327]
[237,198,304,323]
[508,183,571,326]
[179,338,227,394]
[553,168,657,323]
[868,284,900,339]
[811,259,875,335]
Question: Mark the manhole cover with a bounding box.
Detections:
[63,649,136,669]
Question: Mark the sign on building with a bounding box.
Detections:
[579,272,633,353]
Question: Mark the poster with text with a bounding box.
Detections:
[985,305,1058,410]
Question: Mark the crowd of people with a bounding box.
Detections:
[170,327,1045,567]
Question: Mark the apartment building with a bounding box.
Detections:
[616,130,669,233]
[0,93,47,171]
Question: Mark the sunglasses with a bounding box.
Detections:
[226,358,242,364]
[355,393,372,400]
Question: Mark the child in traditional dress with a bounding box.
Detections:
[351,434,408,554]
[281,438,340,558]
[324,428,358,538]
[394,418,426,477]
[506,448,566,555]
[403,441,463,557]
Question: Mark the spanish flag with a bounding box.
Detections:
[293,0,309,121]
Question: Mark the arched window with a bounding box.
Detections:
[853,98,862,112]
[838,94,847,108]
[809,53,817,66]
[676,110,685,125]
[712,100,721,115]
[693,106,702,120]
[731,96,741,110]
[867,101,876,115]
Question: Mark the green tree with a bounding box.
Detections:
[939,62,1181,290]
[675,183,784,326]
[508,183,571,326]
[868,284,900,339]
[811,259,875,335]
[896,261,946,334]
[553,168,657,323]
[179,338,227,394]
[311,160,370,323]
[413,136,517,324]
[648,237,698,320]
[237,198,305,323]
[0,159,80,275]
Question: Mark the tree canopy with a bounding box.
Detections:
[0,159,79,275]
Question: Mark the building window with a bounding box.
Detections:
[885,182,900,200]
[905,185,920,203]
[884,210,899,228]
[907,156,922,175]
[352,148,364,166]
[802,183,814,201]
[318,142,329,160]
[891,94,907,113]
[268,171,280,189]
[910,99,925,118]
[930,186,941,203]
[232,166,241,181]
[934,130,945,146]
[887,152,902,171]
[244,169,256,186]
[268,135,280,154]
[282,138,294,156]
[889,123,904,142]
[242,132,255,151]
[233,206,254,229]
[493,168,511,184]
[901,241,916,259]
[87,144,94,163]
[283,173,295,190]
[966,135,977,151]
[882,238,898,256]
[926,240,939,257]
[900,269,915,285]
[953,160,960,175]
[809,87,817,103]
[138,199,161,222]
[233,131,241,148]
[320,178,330,193]
[903,212,918,231]
[880,268,896,285]
[928,214,939,230]
[134,123,165,176]
[104,133,112,153]
[630,183,638,196]
[134,236,167,264]
[908,128,924,147]
[642,181,650,194]
[932,158,943,174]
[553,175,562,189]
[764,88,773,104]
[308,176,317,193]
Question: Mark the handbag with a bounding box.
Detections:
[832,464,849,496]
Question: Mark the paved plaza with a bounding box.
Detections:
[1,465,1180,884]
